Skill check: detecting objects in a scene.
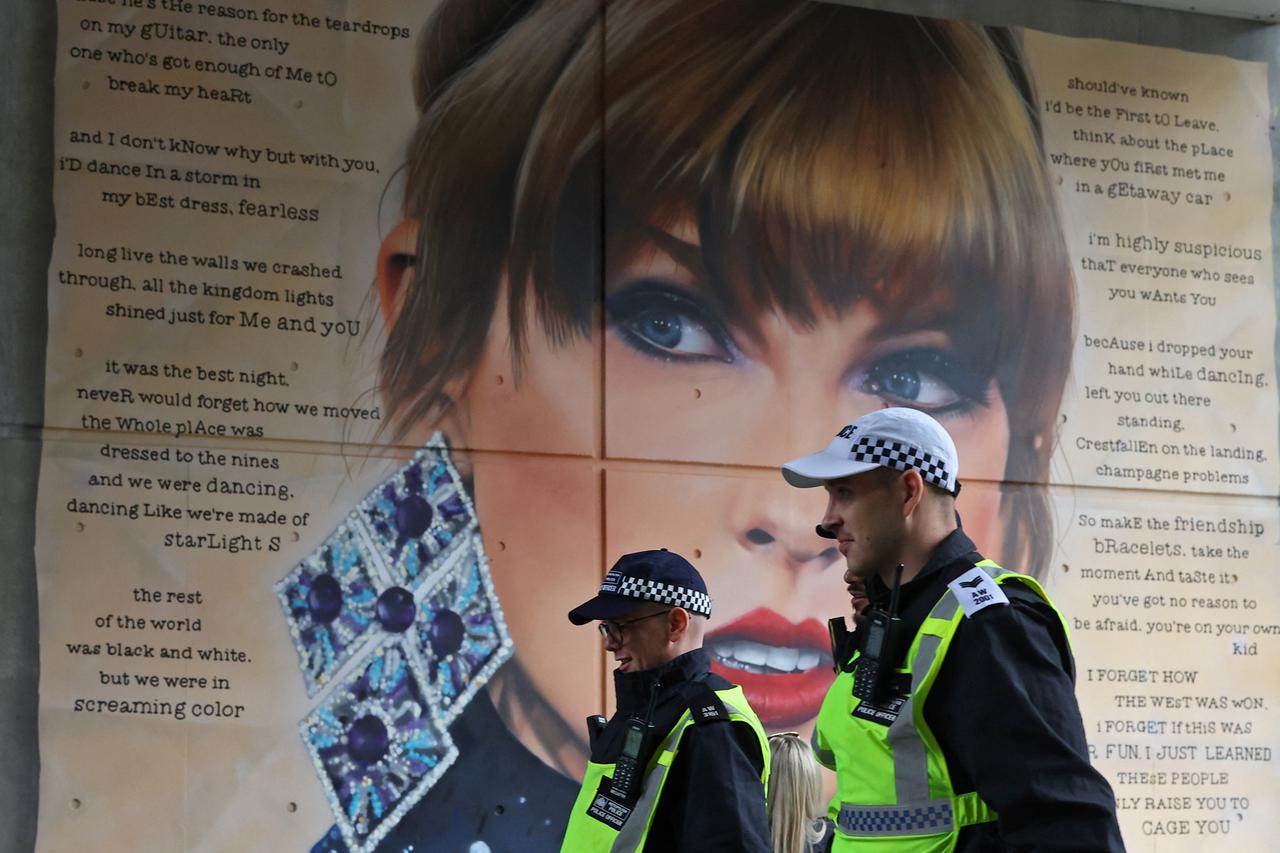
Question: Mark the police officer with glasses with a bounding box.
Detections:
[560,549,771,852]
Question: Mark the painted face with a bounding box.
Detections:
[596,220,1012,727]
[380,213,1013,739]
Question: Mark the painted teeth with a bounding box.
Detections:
[735,641,768,666]
[767,646,799,672]
[710,639,823,674]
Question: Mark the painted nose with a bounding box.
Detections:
[741,510,838,569]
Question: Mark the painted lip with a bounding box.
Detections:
[706,607,834,728]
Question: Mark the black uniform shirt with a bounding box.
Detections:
[592,647,771,853]
[860,529,1126,852]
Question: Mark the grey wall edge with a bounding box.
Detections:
[1,0,54,848]
[0,1,1275,852]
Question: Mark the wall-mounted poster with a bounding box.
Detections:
[36,1,1276,850]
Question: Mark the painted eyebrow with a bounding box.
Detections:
[638,222,958,336]
[865,322,957,346]
[640,224,706,279]
[633,223,979,364]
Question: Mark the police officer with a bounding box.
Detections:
[781,408,1124,851]
[561,550,771,852]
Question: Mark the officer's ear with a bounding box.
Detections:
[667,607,691,643]
[899,468,926,519]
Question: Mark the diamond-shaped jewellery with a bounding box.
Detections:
[277,435,514,852]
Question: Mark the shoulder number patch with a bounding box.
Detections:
[948,567,1009,617]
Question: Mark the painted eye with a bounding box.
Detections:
[854,349,989,415]
[865,362,954,408]
[606,282,735,363]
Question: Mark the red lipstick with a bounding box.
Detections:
[706,608,835,728]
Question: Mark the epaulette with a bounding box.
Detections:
[684,681,729,724]
[947,567,1010,618]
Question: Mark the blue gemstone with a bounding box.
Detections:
[376,587,417,633]
[396,495,433,540]
[429,608,465,658]
[346,715,389,765]
[307,574,343,624]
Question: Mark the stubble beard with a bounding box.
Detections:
[848,533,903,585]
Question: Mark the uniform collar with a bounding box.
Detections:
[867,527,978,604]
[614,647,711,714]
[918,527,979,580]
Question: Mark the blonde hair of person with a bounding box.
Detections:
[768,732,826,853]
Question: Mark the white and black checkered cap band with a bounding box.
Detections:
[613,577,712,618]
[850,436,956,494]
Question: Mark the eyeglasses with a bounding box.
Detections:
[598,609,673,644]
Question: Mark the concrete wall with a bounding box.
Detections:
[2,0,55,850]
[1,1,1274,850]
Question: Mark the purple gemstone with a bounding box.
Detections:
[405,464,423,491]
[429,608,466,658]
[307,574,343,624]
[440,495,467,520]
[346,715,390,765]
[376,587,417,633]
[395,495,433,540]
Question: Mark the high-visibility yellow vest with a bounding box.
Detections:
[561,684,769,852]
[812,561,1070,852]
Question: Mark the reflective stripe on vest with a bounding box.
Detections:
[560,685,769,853]
[821,561,1067,850]
[811,724,837,769]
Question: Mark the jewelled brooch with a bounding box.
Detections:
[277,435,514,852]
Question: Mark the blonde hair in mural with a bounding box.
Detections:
[768,732,826,853]
[381,0,1074,576]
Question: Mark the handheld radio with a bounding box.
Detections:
[607,680,661,803]
[608,721,650,802]
[852,563,908,706]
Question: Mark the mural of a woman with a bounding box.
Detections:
[306,1,1075,850]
